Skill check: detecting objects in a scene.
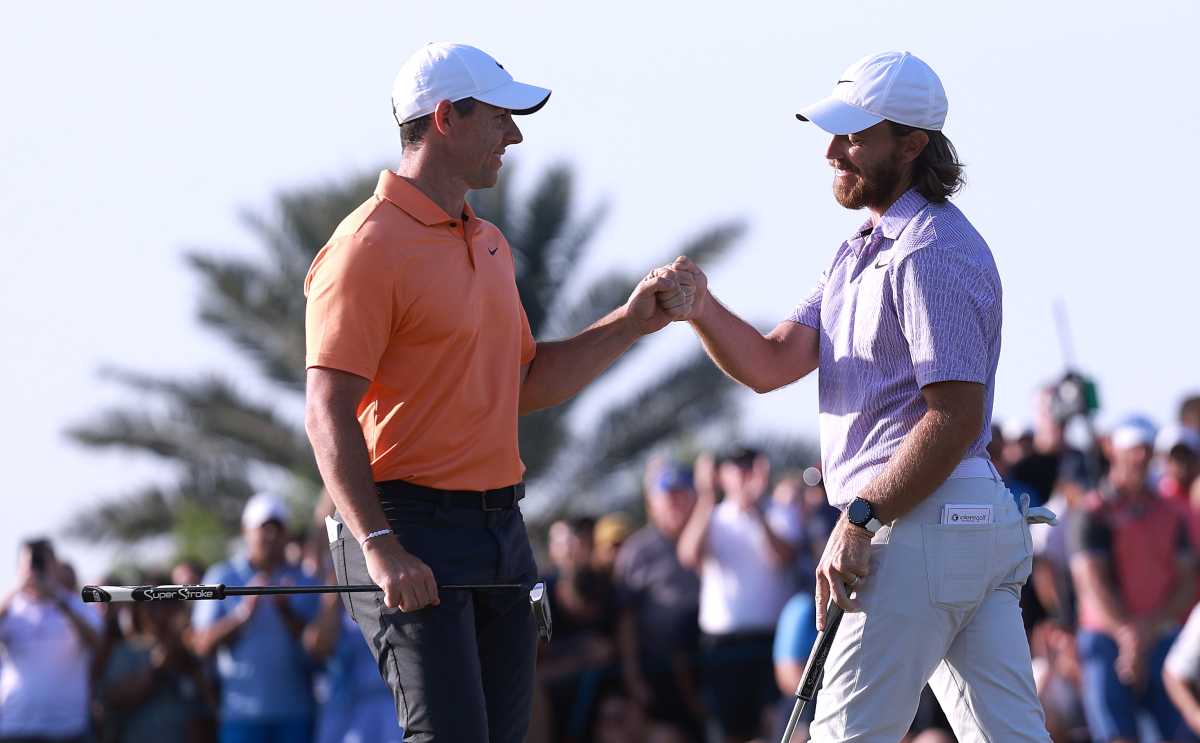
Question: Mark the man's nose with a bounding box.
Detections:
[508,119,523,146]
[826,135,847,161]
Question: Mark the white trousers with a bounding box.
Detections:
[809,476,1051,743]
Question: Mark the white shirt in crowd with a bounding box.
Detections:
[699,500,803,635]
[0,592,101,738]
[1166,603,1200,683]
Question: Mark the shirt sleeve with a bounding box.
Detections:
[773,593,818,663]
[787,272,826,328]
[1176,515,1193,558]
[518,298,536,365]
[1067,508,1112,558]
[1166,604,1200,681]
[892,244,1000,387]
[65,596,103,633]
[304,234,398,380]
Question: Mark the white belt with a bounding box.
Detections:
[946,457,1000,481]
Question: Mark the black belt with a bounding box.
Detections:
[376,479,524,511]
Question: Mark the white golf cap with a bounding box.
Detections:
[796,51,948,135]
[242,492,289,530]
[392,42,551,125]
[1110,420,1157,451]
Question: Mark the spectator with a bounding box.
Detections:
[539,517,617,742]
[989,422,1009,479]
[1029,455,1091,629]
[1164,602,1200,738]
[782,469,840,593]
[1009,385,1087,508]
[768,473,817,594]
[614,461,705,740]
[1180,395,1200,436]
[95,582,217,743]
[192,492,322,743]
[590,688,648,743]
[1156,425,1200,505]
[0,538,102,743]
[1070,421,1197,743]
[678,446,801,743]
[771,593,818,742]
[306,592,403,743]
[593,513,634,578]
[1002,419,1035,473]
[1030,620,1089,743]
[171,560,205,588]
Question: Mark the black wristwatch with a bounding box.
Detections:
[846,497,883,535]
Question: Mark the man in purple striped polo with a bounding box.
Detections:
[669,52,1051,741]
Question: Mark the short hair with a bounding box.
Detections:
[1180,395,1200,428]
[398,97,479,149]
[887,121,965,203]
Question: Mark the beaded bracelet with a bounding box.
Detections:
[363,527,394,545]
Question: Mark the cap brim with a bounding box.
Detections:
[795,96,883,135]
[475,80,551,115]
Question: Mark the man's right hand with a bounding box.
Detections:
[666,256,709,321]
[363,537,440,612]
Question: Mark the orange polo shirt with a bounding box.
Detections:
[304,170,536,490]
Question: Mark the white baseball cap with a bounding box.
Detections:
[242,492,289,530]
[1110,419,1157,451]
[392,42,551,125]
[796,51,948,135]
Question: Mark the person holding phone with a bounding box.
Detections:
[0,539,102,743]
[677,447,802,743]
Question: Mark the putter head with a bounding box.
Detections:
[528,580,552,643]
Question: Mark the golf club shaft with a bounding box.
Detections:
[780,598,845,743]
[81,583,524,603]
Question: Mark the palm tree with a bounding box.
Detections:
[67,164,746,558]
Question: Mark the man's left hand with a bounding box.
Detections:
[814,517,873,630]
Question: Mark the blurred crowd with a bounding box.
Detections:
[3,389,1200,743]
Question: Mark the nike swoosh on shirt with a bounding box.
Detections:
[488,246,499,255]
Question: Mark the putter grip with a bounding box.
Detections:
[798,600,844,701]
[82,585,228,603]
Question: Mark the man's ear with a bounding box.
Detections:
[899,129,929,165]
[431,99,456,137]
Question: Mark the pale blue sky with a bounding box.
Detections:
[3,0,1197,580]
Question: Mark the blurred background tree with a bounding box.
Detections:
[65,164,750,561]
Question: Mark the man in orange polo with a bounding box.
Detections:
[304,42,692,743]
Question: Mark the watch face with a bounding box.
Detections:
[847,499,872,526]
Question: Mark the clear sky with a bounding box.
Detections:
[3,0,1197,581]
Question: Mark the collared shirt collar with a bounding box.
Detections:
[847,188,929,257]
[877,188,928,240]
[374,169,478,226]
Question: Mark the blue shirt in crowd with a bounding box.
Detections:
[193,557,320,722]
[316,613,402,743]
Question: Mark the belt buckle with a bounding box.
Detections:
[480,488,505,512]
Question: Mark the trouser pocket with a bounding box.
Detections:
[329,533,354,620]
[922,523,997,610]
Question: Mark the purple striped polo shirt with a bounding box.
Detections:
[788,189,1002,508]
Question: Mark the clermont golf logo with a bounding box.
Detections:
[951,512,988,523]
